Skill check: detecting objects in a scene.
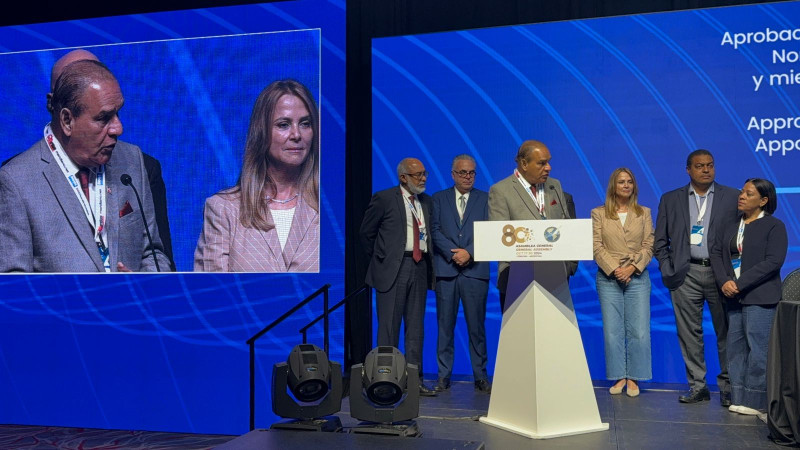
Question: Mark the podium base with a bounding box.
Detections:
[349,421,420,437]
[269,416,343,432]
[479,415,609,439]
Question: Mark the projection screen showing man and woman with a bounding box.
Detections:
[0,30,321,274]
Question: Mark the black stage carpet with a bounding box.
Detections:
[1,381,780,449]
[0,424,234,449]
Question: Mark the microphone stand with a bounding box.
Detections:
[120,174,161,272]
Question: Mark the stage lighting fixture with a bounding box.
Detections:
[271,344,343,432]
[349,346,420,436]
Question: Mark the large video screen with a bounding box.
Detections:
[1,29,320,274]
[0,1,344,434]
[373,1,800,383]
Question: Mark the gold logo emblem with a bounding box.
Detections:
[501,224,533,247]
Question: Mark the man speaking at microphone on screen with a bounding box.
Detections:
[0,59,169,272]
[488,140,575,310]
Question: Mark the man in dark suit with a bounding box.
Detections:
[360,157,437,396]
[654,149,739,406]
[431,154,491,393]
[142,153,175,270]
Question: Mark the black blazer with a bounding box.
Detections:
[360,185,434,292]
[654,183,739,290]
[142,152,175,271]
[710,214,787,305]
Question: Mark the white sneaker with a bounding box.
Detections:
[736,405,761,416]
[729,405,742,413]
[758,412,768,423]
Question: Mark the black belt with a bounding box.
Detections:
[690,258,711,267]
[403,251,427,257]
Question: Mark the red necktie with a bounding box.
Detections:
[409,195,421,263]
[78,168,90,201]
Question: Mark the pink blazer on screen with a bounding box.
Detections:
[194,191,320,272]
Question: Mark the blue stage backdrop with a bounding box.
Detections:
[0,1,345,435]
[373,1,800,384]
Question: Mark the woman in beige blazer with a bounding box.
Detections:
[591,168,654,397]
[194,80,320,272]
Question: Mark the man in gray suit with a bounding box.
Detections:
[655,149,738,406]
[45,50,176,270]
[0,59,169,272]
[488,140,572,309]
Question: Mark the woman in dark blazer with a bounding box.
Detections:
[710,178,787,419]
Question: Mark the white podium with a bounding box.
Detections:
[474,219,608,439]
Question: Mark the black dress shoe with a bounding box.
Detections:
[419,383,438,397]
[720,391,732,407]
[475,379,492,393]
[434,377,451,392]
[678,388,710,403]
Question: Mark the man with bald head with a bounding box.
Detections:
[488,140,573,309]
[360,157,437,396]
[0,59,170,272]
[46,49,99,114]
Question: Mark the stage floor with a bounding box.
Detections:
[335,381,778,449]
[1,382,780,449]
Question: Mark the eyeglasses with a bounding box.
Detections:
[453,170,476,178]
[404,171,428,180]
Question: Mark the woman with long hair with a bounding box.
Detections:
[591,168,654,397]
[194,79,320,272]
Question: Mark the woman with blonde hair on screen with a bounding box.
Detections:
[195,79,320,272]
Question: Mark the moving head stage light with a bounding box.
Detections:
[271,344,343,432]
[350,346,420,437]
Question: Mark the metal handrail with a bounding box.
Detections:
[299,284,370,344]
[247,284,330,431]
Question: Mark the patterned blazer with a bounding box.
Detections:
[0,139,170,272]
[591,205,654,277]
[194,191,319,272]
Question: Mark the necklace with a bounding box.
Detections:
[266,193,299,204]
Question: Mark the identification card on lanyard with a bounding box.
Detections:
[733,211,764,279]
[44,124,111,272]
[405,196,426,242]
[690,192,708,246]
[514,169,545,218]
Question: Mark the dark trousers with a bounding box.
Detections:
[670,263,729,392]
[376,255,428,377]
[435,274,489,381]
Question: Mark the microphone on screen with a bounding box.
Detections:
[549,185,570,219]
[120,173,161,272]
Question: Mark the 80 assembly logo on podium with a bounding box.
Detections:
[500,224,561,258]
[475,219,593,262]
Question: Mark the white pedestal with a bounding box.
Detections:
[479,261,608,439]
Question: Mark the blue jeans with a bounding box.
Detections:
[727,302,776,410]
[596,269,652,381]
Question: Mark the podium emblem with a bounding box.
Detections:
[543,226,561,242]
